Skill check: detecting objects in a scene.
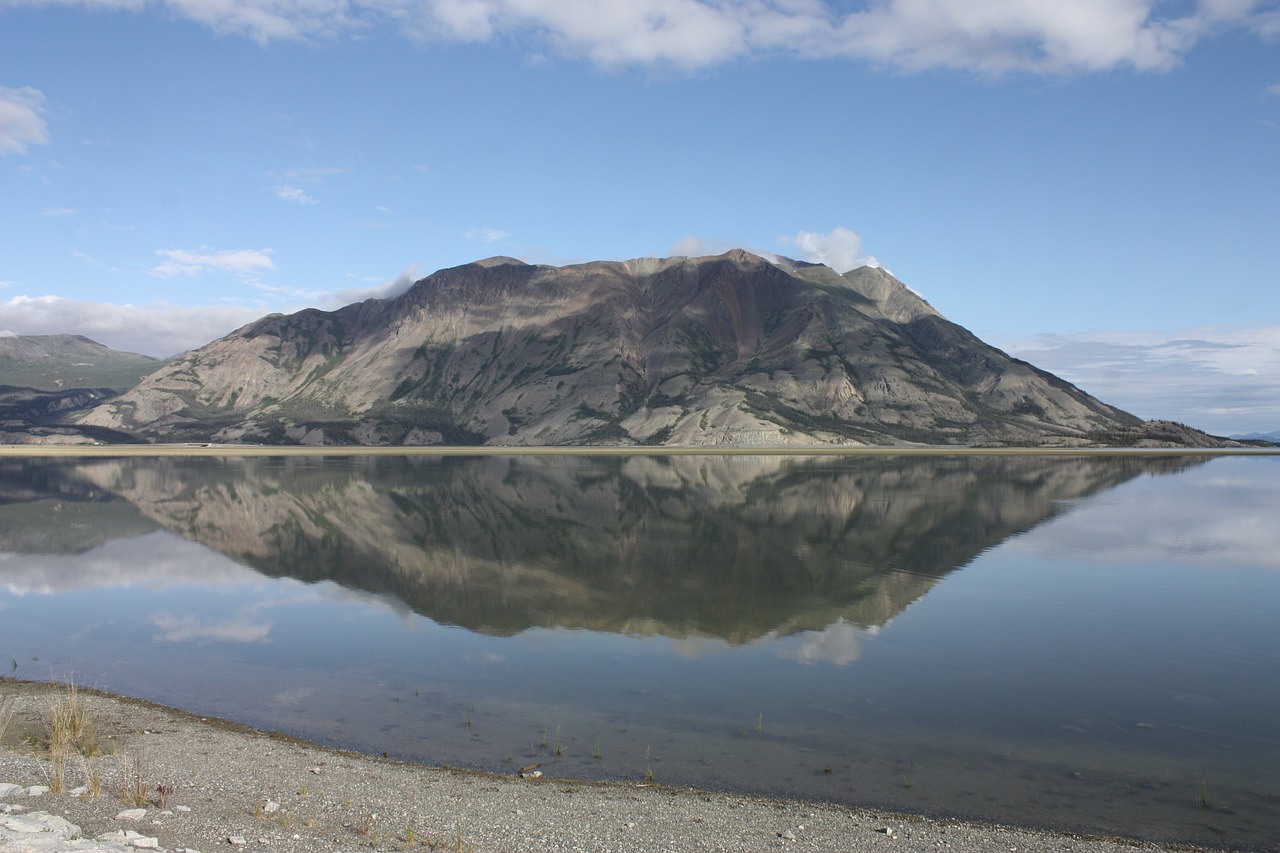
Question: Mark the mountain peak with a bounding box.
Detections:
[473,256,530,268]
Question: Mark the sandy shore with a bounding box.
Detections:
[0,680,1222,853]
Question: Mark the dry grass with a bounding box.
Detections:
[116,753,149,806]
[44,679,96,793]
[0,696,15,748]
[79,753,102,798]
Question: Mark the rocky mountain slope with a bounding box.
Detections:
[76,250,1192,446]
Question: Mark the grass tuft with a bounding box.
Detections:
[44,679,96,793]
[0,697,15,748]
[116,754,149,806]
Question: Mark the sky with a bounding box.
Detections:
[2,0,1278,436]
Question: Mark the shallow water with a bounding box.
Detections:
[1,453,1278,849]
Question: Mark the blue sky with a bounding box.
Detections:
[2,0,1278,435]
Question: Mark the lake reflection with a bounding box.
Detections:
[2,453,1278,850]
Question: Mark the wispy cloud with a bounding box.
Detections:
[272,184,317,205]
[282,165,345,182]
[0,86,49,155]
[152,612,273,643]
[465,226,508,243]
[152,247,276,278]
[9,1,1276,75]
[1000,325,1280,436]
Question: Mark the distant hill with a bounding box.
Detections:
[0,335,161,445]
[75,250,1233,447]
[0,334,161,392]
[1232,430,1280,445]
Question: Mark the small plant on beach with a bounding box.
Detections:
[351,811,373,836]
[154,783,173,810]
[80,754,102,798]
[592,739,602,761]
[755,712,763,738]
[552,727,563,757]
[116,754,148,807]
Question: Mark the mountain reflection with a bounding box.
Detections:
[1,453,1202,642]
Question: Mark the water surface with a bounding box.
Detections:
[1,453,1277,850]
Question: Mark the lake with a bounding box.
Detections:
[2,451,1278,850]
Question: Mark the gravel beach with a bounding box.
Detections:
[0,680,1221,853]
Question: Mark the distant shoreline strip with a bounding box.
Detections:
[1,444,1276,458]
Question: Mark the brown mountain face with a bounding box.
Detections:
[78,250,1163,446]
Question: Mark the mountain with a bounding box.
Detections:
[75,251,1217,447]
[0,334,162,392]
[1232,430,1280,445]
[0,335,164,445]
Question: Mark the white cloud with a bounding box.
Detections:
[785,618,868,666]
[8,0,1274,74]
[162,0,356,43]
[0,86,50,155]
[778,226,878,272]
[0,531,265,596]
[1007,459,1280,572]
[152,247,276,278]
[0,293,264,357]
[999,325,1280,436]
[330,264,421,304]
[273,184,317,205]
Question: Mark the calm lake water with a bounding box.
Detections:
[2,452,1278,850]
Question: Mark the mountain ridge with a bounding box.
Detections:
[69,250,1226,447]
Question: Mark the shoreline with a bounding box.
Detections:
[1,442,1277,458]
[0,680,1224,852]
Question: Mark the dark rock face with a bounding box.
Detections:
[75,250,1201,446]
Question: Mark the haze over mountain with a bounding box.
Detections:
[70,250,1219,448]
